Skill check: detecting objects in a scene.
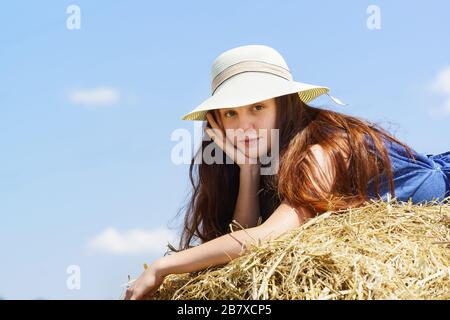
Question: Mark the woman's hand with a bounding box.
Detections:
[123,262,165,300]
[205,112,260,170]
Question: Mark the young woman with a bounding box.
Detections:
[124,45,450,300]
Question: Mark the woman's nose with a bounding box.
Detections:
[238,124,258,138]
[238,117,257,132]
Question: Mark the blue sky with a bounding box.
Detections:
[0,1,449,299]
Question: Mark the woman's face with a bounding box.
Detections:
[214,97,277,160]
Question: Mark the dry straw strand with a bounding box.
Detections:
[141,196,450,300]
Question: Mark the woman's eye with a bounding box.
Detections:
[224,111,236,118]
[254,105,264,111]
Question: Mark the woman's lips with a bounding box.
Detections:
[242,137,259,146]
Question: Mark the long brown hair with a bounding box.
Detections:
[172,93,415,250]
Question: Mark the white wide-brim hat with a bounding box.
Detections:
[181,44,346,121]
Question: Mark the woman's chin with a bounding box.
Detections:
[241,148,268,161]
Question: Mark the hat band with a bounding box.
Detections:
[211,60,293,95]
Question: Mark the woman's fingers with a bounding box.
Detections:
[206,127,232,160]
[206,112,218,128]
[205,112,259,167]
[130,285,146,300]
[206,113,220,133]
[123,265,165,300]
[124,286,134,300]
[124,283,148,300]
[206,127,251,166]
[205,127,227,155]
[206,113,225,140]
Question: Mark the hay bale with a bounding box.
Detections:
[148,196,450,300]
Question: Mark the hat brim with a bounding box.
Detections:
[181,71,330,121]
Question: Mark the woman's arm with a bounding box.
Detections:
[153,144,335,278]
[125,201,311,300]
[125,144,334,299]
[232,165,261,228]
[155,200,313,277]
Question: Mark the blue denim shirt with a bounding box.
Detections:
[366,136,450,204]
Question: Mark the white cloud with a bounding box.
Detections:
[428,66,450,115]
[86,226,178,255]
[430,66,450,95]
[68,87,120,106]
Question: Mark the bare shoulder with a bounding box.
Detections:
[308,144,329,167]
[308,139,351,170]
